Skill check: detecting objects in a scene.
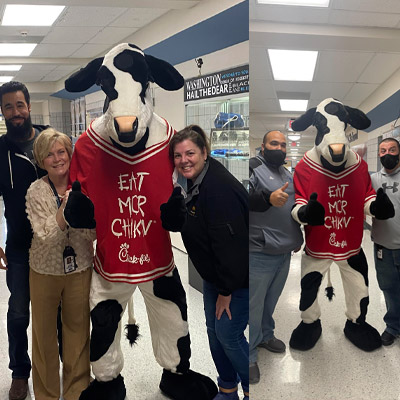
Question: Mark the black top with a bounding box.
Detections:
[0,125,48,252]
[181,157,249,296]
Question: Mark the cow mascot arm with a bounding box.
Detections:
[63,181,96,229]
[369,187,395,219]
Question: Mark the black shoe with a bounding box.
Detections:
[381,330,396,346]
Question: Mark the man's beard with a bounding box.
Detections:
[5,115,33,142]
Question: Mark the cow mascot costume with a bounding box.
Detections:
[289,98,394,352]
[63,43,218,400]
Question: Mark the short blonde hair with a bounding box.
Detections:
[33,128,72,169]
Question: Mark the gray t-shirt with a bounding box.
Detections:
[371,166,400,249]
[18,128,40,163]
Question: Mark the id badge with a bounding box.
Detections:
[376,247,383,260]
[63,246,77,274]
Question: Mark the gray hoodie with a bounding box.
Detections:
[249,154,303,254]
[371,166,400,249]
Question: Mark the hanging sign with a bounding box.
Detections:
[184,64,249,102]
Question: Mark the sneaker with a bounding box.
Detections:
[213,390,239,400]
[249,362,260,384]
[381,330,396,346]
[258,336,286,353]
[9,378,28,400]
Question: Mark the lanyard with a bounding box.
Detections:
[47,176,62,209]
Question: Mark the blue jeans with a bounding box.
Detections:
[203,280,249,394]
[5,248,31,379]
[249,252,290,363]
[374,244,400,336]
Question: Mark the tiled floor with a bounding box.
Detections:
[0,199,229,400]
[251,229,400,400]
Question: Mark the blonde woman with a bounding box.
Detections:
[26,128,95,400]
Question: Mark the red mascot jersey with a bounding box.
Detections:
[69,121,175,283]
[294,151,375,261]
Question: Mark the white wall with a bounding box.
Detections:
[154,41,249,131]
[125,0,244,50]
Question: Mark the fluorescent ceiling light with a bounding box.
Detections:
[0,65,22,71]
[268,49,318,81]
[0,44,37,56]
[258,0,330,7]
[2,4,65,26]
[279,99,308,112]
[0,76,14,83]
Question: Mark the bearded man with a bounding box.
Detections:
[0,81,48,400]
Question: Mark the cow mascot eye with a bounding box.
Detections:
[64,43,218,400]
[288,97,394,353]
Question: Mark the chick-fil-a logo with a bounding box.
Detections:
[118,243,150,265]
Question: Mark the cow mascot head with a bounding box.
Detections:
[64,43,218,400]
[289,98,394,352]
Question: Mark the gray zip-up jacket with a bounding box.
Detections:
[249,153,303,254]
[371,166,400,249]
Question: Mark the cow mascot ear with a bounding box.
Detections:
[65,57,104,92]
[291,107,316,131]
[344,105,371,130]
[145,54,184,91]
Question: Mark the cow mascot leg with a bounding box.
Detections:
[289,254,330,350]
[64,43,218,400]
[80,270,216,400]
[339,249,381,351]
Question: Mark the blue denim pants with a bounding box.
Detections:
[5,248,31,379]
[249,251,291,363]
[203,280,249,394]
[374,244,400,336]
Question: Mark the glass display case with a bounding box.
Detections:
[210,127,249,187]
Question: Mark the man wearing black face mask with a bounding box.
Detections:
[248,131,303,384]
[371,138,400,347]
[0,81,49,400]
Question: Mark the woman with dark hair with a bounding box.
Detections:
[161,125,249,400]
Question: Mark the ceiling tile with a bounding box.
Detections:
[30,44,83,58]
[41,27,102,44]
[55,6,127,27]
[110,8,169,28]
[70,44,111,58]
[343,83,380,106]
[249,47,273,80]
[329,10,400,28]
[310,81,353,101]
[358,53,400,84]
[333,0,400,13]
[314,51,374,82]
[88,27,137,44]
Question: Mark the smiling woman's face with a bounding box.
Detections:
[43,140,70,180]
[173,139,207,181]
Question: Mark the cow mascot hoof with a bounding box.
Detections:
[79,374,126,400]
[159,369,218,400]
[290,319,322,351]
[344,320,382,352]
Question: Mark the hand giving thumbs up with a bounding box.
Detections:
[270,182,289,207]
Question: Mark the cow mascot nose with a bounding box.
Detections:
[289,97,394,353]
[65,43,218,400]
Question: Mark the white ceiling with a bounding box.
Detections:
[250,0,400,159]
[0,0,202,100]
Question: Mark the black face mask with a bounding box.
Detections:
[380,154,399,170]
[263,149,286,166]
